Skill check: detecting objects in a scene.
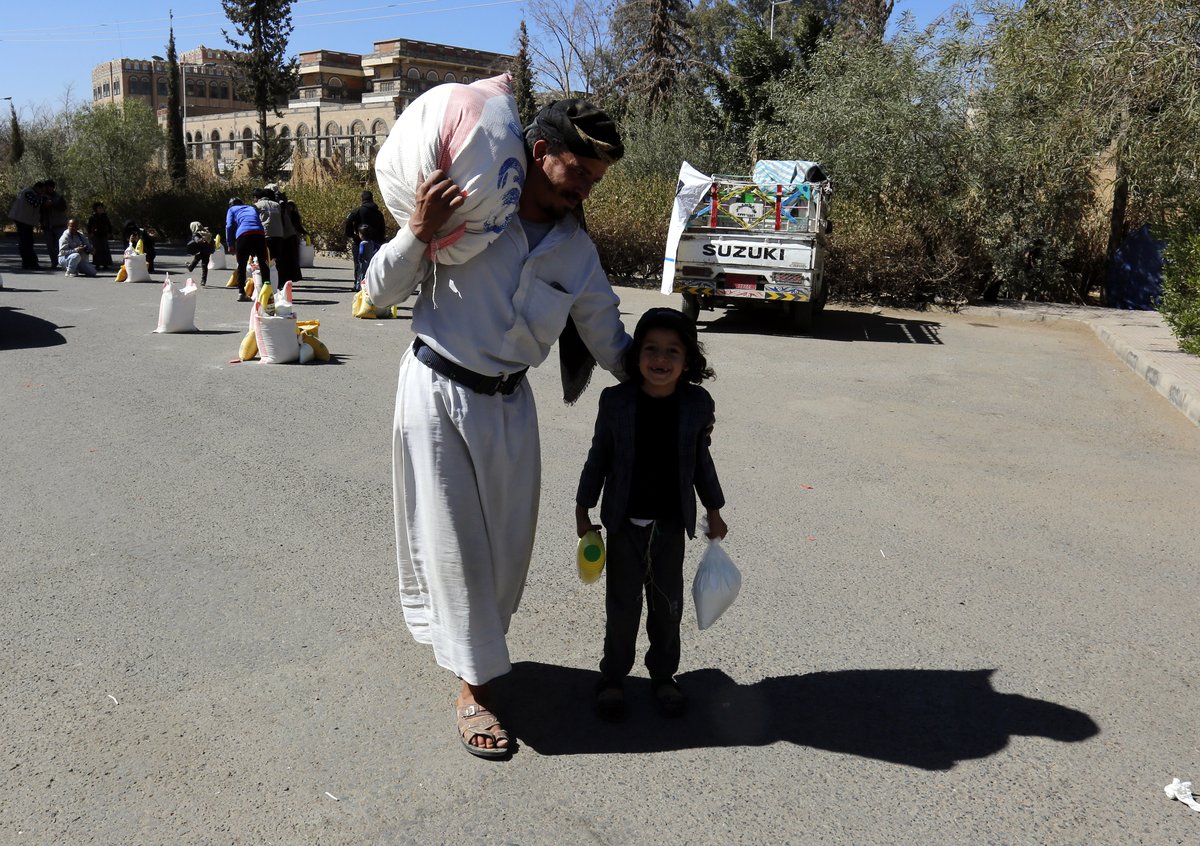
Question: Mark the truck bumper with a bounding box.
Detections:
[675,283,812,302]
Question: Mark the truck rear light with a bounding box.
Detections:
[679,265,713,277]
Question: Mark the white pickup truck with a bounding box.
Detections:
[663,160,832,332]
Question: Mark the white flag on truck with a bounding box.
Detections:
[661,161,714,295]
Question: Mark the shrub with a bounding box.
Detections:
[1160,230,1200,356]
[586,169,675,285]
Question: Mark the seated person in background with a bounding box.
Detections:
[58,218,98,277]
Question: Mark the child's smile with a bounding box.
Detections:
[638,327,686,396]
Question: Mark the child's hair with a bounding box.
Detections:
[622,307,715,385]
[357,223,376,241]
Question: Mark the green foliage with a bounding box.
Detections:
[586,168,675,283]
[512,21,539,127]
[286,175,397,253]
[166,27,187,188]
[614,91,742,180]
[8,103,24,165]
[64,100,165,214]
[1160,230,1200,356]
[610,0,693,111]
[222,0,300,181]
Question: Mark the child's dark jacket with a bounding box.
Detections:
[577,380,724,539]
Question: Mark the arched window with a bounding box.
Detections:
[157,78,168,96]
[211,129,222,158]
[242,127,254,158]
[278,125,292,157]
[324,122,340,157]
[407,67,420,79]
[228,131,236,151]
[425,70,439,81]
[209,81,220,99]
[350,120,365,156]
[371,119,388,148]
[219,82,229,99]
[295,123,309,154]
[193,135,204,160]
[444,72,456,83]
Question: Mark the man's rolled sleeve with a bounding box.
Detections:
[365,226,430,308]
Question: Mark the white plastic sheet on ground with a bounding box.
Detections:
[154,273,198,333]
[1165,779,1200,812]
[661,161,713,295]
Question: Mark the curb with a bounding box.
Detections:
[1090,323,1200,428]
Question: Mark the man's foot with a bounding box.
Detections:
[594,677,627,722]
[236,295,252,302]
[456,683,510,759]
[651,677,687,718]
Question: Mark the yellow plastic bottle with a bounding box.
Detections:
[577,529,606,583]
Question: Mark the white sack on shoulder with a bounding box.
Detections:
[692,538,742,630]
[374,73,525,265]
[154,273,199,333]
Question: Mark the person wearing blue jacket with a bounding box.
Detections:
[225,198,270,302]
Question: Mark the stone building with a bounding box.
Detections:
[90,38,513,175]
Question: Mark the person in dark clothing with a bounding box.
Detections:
[87,202,115,270]
[122,220,157,273]
[225,198,270,302]
[576,308,728,723]
[41,181,69,268]
[8,181,45,269]
[280,193,307,281]
[185,221,215,286]
[344,190,387,282]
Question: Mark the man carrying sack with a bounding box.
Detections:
[365,99,631,759]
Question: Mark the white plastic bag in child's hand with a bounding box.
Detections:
[692,538,741,630]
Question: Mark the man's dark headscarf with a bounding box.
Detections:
[527,99,624,164]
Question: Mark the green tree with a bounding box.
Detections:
[64,100,165,208]
[970,0,1200,301]
[165,24,187,188]
[221,0,299,181]
[512,20,539,127]
[610,0,695,112]
[8,102,24,165]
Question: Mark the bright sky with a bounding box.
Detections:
[0,0,958,114]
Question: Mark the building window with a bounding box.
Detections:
[228,132,236,151]
[426,70,439,81]
[407,67,420,79]
[103,82,110,96]
[445,72,456,83]
[157,78,167,96]
[210,81,220,99]
[242,127,254,158]
[114,80,122,95]
[219,82,229,99]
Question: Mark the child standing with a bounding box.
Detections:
[575,307,728,722]
[185,221,215,286]
[355,223,380,292]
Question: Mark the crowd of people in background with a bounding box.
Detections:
[6,181,315,290]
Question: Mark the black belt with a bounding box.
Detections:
[412,338,528,396]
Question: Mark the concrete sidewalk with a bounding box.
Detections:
[958,302,1200,428]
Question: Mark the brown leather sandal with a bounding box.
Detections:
[457,703,511,759]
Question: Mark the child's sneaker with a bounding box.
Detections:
[594,677,626,722]
[651,677,687,718]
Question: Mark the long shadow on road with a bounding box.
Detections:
[0,306,69,350]
[701,307,944,344]
[496,664,1097,769]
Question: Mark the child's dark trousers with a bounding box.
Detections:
[600,518,685,682]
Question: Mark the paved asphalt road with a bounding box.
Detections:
[2,246,1199,845]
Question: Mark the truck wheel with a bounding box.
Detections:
[788,300,815,333]
[681,293,700,323]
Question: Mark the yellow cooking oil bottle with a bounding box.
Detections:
[577,529,606,583]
